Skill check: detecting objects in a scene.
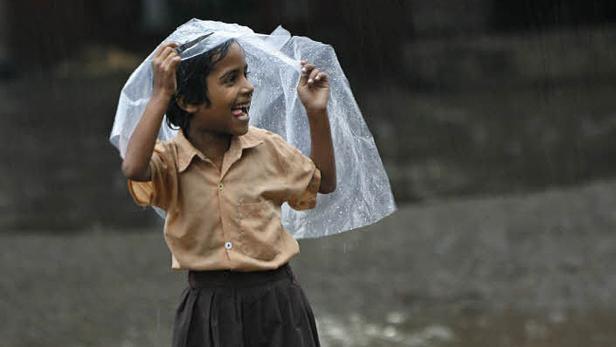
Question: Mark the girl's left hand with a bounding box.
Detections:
[297,60,330,114]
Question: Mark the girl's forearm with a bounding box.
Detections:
[307,109,336,193]
[121,94,170,181]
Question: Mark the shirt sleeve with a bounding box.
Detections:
[127,141,175,210]
[270,133,322,211]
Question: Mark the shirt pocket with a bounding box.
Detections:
[237,199,282,261]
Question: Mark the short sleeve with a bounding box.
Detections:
[127,142,175,210]
[270,134,322,211]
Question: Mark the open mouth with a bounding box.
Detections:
[231,102,251,119]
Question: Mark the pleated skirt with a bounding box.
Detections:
[172,263,321,347]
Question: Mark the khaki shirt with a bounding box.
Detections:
[128,126,321,271]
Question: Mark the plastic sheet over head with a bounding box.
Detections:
[110,19,396,238]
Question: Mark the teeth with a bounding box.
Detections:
[233,105,249,111]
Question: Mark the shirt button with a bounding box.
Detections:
[224,241,233,250]
[218,183,224,191]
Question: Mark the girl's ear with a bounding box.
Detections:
[176,96,199,113]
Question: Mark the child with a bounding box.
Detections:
[111,20,396,239]
[121,35,335,346]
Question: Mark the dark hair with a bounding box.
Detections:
[165,39,237,134]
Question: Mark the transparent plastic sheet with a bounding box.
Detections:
[110,19,396,238]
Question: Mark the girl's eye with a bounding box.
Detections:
[225,74,237,84]
[223,69,249,85]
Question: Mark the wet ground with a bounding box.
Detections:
[1,179,615,346]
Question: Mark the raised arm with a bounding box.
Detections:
[297,60,337,194]
[121,42,181,181]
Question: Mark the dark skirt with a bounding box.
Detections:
[172,263,321,347]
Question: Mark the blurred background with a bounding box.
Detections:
[1,0,616,346]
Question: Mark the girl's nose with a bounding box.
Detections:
[242,78,254,95]
[241,86,254,100]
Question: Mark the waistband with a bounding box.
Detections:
[188,263,296,289]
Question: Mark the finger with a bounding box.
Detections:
[163,55,181,72]
[315,71,328,82]
[300,63,316,84]
[169,55,182,68]
[159,46,177,63]
[153,47,175,69]
[154,44,167,58]
[308,68,320,84]
[155,42,178,58]
[162,49,179,64]
[160,55,176,72]
[301,63,315,74]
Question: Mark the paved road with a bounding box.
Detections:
[2,179,616,346]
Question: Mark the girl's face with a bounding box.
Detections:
[188,42,254,136]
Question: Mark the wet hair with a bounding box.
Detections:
[165,39,237,134]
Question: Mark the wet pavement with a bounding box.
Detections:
[1,179,615,346]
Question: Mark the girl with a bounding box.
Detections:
[121,35,335,347]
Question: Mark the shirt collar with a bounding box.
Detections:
[175,127,263,173]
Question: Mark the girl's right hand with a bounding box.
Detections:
[151,42,182,99]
